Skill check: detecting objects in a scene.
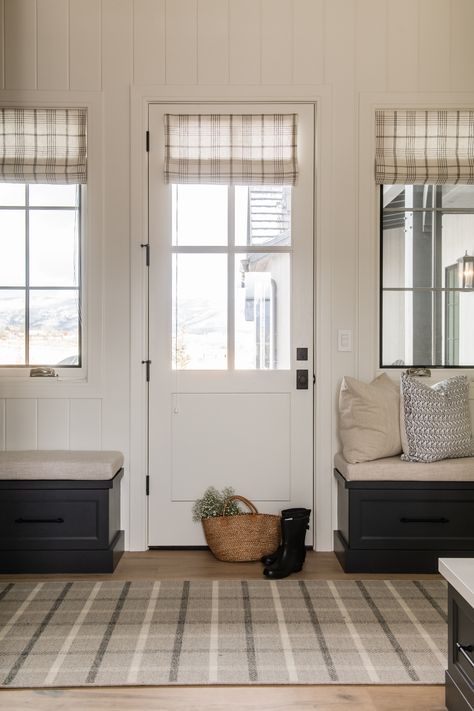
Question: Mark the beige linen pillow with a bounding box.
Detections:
[339,373,402,463]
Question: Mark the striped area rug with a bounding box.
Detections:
[0,579,447,687]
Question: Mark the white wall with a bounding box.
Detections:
[0,0,473,550]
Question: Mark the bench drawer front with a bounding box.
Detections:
[0,490,108,550]
[351,491,474,550]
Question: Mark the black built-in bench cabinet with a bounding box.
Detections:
[440,558,474,711]
[0,451,124,574]
[334,454,474,574]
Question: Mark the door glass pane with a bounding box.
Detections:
[235,186,291,246]
[172,185,228,246]
[29,184,78,207]
[29,210,79,286]
[383,185,432,210]
[29,290,80,365]
[0,184,25,206]
[172,254,227,369]
[235,253,290,369]
[0,211,25,286]
[441,185,474,209]
[0,290,25,365]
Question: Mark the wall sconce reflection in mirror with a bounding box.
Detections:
[458,250,474,289]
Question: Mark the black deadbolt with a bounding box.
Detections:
[296,369,309,389]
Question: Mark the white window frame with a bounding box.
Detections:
[358,93,474,384]
[0,92,104,398]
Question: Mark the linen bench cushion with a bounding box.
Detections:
[0,450,124,480]
[334,451,474,482]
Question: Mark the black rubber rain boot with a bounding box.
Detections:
[260,508,310,567]
[263,509,311,579]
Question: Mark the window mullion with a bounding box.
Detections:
[227,186,235,371]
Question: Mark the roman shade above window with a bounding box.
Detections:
[0,108,87,184]
[375,109,474,185]
[164,113,298,185]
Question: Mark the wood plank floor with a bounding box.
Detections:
[0,551,446,711]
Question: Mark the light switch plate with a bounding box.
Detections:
[337,329,352,352]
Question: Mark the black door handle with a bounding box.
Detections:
[15,517,64,524]
[400,517,449,524]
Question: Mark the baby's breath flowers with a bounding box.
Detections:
[192,486,241,521]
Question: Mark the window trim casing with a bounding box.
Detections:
[0,92,103,397]
[379,184,474,370]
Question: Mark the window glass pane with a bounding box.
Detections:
[0,211,25,286]
[0,184,25,206]
[442,214,474,283]
[235,186,291,246]
[172,254,227,369]
[383,211,474,289]
[29,184,78,207]
[441,185,474,209]
[382,211,434,288]
[29,290,80,365]
[29,210,79,287]
[235,253,290,369]
[382,290,474,367]
[172,185,227,246]
[0,291,25,365]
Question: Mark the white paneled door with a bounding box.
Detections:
[147,103,314,545]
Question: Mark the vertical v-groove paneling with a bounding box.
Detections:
[293,0,324,85]
[387,0,419,91]
[451,0,474,91]
[37,0,69,90]
[261,0,292,85]
[0,0,4,89]
[37,399,69,449]
[69,0,101,90]
[5,399,37,450]
[356,0,387,90]
[0,400,5,451]
[4,0,37,90]
[166,0,197,85]
[418,0,450,91]
[197,0,229,84]
[133,0,165,85]
[229,0,260,84]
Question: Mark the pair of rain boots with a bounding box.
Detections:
[261,508,311,579]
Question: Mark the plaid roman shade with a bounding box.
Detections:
[0,108,87,184]
[164,113,298,185]
[375,109,474,184]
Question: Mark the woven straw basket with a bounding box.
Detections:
[202,495,281,562]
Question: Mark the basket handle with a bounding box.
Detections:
[223,495,259,515]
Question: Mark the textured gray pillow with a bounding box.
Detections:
[400,374,474,463]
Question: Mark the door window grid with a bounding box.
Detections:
[172,184,292,370]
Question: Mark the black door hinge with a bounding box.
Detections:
[146,475,150,496]
[140,243,150,266]
[146,130,150,152]
[142,359,151,381]
[313,373,316,385]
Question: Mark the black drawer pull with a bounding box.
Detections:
[15,517,64,524]
[400,517,449,524]
[456,643,474,669]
